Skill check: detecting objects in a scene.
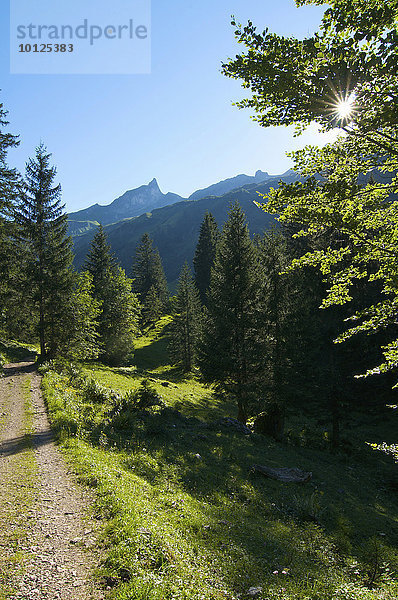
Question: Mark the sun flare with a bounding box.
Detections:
[335,92,356,123]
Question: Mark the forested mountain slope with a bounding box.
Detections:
[72,172,299,284]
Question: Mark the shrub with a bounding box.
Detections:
[126,379,164,410]
[107,380,164,432]
[83,377,112,404]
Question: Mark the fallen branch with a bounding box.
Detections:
[251,465,312,483]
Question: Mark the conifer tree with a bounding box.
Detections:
[54,271,101,360]
[85,224,117,297]
[142,285,164,324]
[258,230,290,413]
[16,144,73,358]
[256,229,322,435]
[86,226,140,365]
[0,102,21,334]
[193,212,219,304]
[170,263,202,371]
[0,102,20,234]
[199,203,264,421]
[132,233,168,322]
[100,266,141,365]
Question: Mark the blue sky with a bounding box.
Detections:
[1,0,329,212]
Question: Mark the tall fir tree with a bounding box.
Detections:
[193,212,219,305]
[255,229,323,437]
[258,231,290,416]
[132,233,168,323]
[100,266,141,365]
[16,144,73,358]
[142,285,164,324]
[54,271,101,361]
[85,224,118,297]
[0,101,22,335]
[0,102,20,232]
[85,226,140,365]
[199,203,264,422]
[170,263,202,371]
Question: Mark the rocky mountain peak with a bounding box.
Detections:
[255,170,270,180]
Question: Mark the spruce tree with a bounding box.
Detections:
[100,266,141,365]
[170,263,202,371]
[258,230,289,412]
[85,224,117,297]
[193,212,219,304]
[132,233,168,322]
[0,102,20,231]
[199,203,264,422]
[142,285,164,324]
[256,229,318,436]
[86,227,140,365]
[0,102,21,335]
[16,144,73,358]
[54,271,101,360]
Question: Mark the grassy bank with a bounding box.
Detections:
[40,321,398,600]
[0,340,38,370]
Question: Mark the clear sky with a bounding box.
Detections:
[1,0,330,212]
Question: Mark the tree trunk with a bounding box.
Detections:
[237,399,247,423]
[39,295,46,359]
[330,395,340,450]
[328,344,340,450]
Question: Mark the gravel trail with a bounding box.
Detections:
[0,361,104,600]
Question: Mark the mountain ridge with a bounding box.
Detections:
[67,170,296,237]
[72,171,300,286]
[68,178,184,229]
[188,169,288,200]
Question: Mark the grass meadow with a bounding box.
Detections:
[36,319,398,600]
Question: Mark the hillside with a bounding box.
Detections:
[72,173,299,284]
[68,178,183,229]
[188,169,277,200]
[37,321,398,600]
[67,170,279,236]
[67,219,100,236]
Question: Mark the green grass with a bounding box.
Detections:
[81,316,235,421]
[40,320,398,600]
[0,340,38,367]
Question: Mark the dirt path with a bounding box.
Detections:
[0,361,104,600]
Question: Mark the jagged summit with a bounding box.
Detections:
[68,178,182,227]
[255,169,270,180]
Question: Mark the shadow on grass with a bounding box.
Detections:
[133,317,174,371]
[133,336,171,371]
[145,368,196,385]
[86,359,201,387]
[0,341,37,365]
[173,393,233,420]
[89,406,398,596]
[111,365,190,385]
